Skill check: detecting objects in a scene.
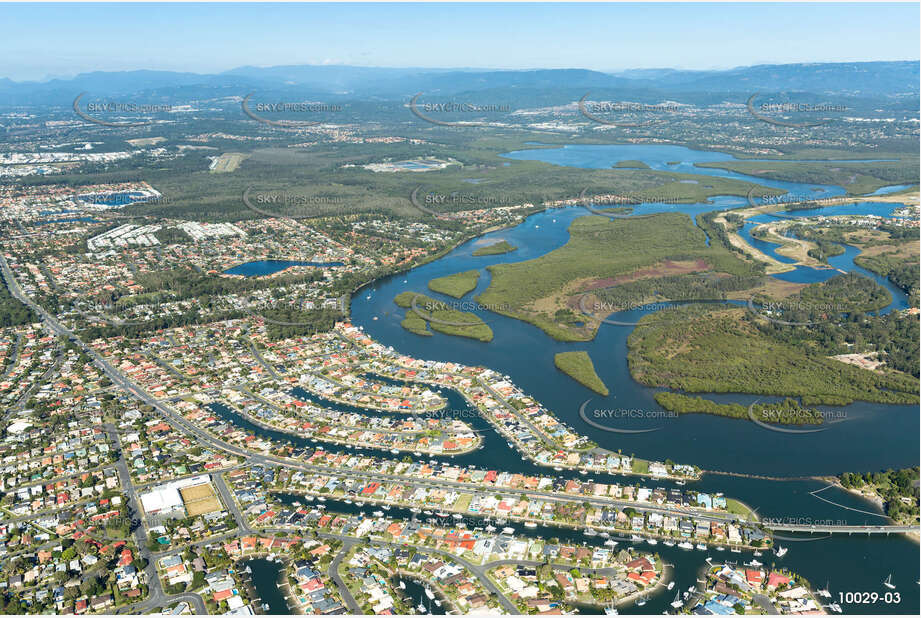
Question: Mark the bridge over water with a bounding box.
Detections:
[763,523,919,535]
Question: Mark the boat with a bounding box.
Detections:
[416,602,427,614]
[696,543,707,550]
[752,551,763,557]
[553,466,563,471]
[452,513,463,520]
[524,522,538,529]
[425,587,435,600]
[382,505,391,511]
[884,574,896,589]
[817,583,831,598]
[670,592,683,608]
[485,525,497,532]
[667,582,675,591]
[244,566,252,574]
[261,603,270,611]
[675,480,686,486]
[399,581,406,590]
[678,542,693,550]
[436,512,448,517]
[373,510,384,518]
[410,507,421,514]
[433,599,442,608]
[343,499,353,505]
[705,556,712,563]
[579,469,588,475]
[317,497,326,502]
[687,586,696,593]
[585,529,598,537]
[828,603,842,613]
[635,595,647,607]
[631,535,644,542]
[502,527,515,534]
[414,451,422,457]
[604,540,617,547]
[647,539,658,545]
[603,609,618,616]
[390,448,399,454]
[715,546,725,552]
[775,546,788,558]
[730,547,741,554]
[663,540,675,547]
[747,559,762,567]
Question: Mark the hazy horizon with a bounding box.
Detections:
[2,2,918,81]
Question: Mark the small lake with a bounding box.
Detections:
[224,259,344,277]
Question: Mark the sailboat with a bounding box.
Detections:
[883,574,896,589]
[817,582,831,598]
[774,546,788,557]
[670,592,683,608]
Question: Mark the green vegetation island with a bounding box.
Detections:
[654,393,825,425]
[613,160,651,169]
[428,270,480,298]
[394,291,493,342]
[554,351,609,395]
[476,212,760,342]
[472,240,518,256]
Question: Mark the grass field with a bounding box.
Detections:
[180,482,222,516]
[428,270,480,298]
[554,351,609,395]
[209,152,249,173]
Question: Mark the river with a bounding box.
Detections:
[343,143,919,614]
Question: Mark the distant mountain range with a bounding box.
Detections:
[0,61,917,108]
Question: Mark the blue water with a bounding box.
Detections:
[224,259,344,277]
[77,191,152,206]
[231,143,917,614]
[869,184,915,196]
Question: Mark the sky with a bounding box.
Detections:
[2,2,919,81]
